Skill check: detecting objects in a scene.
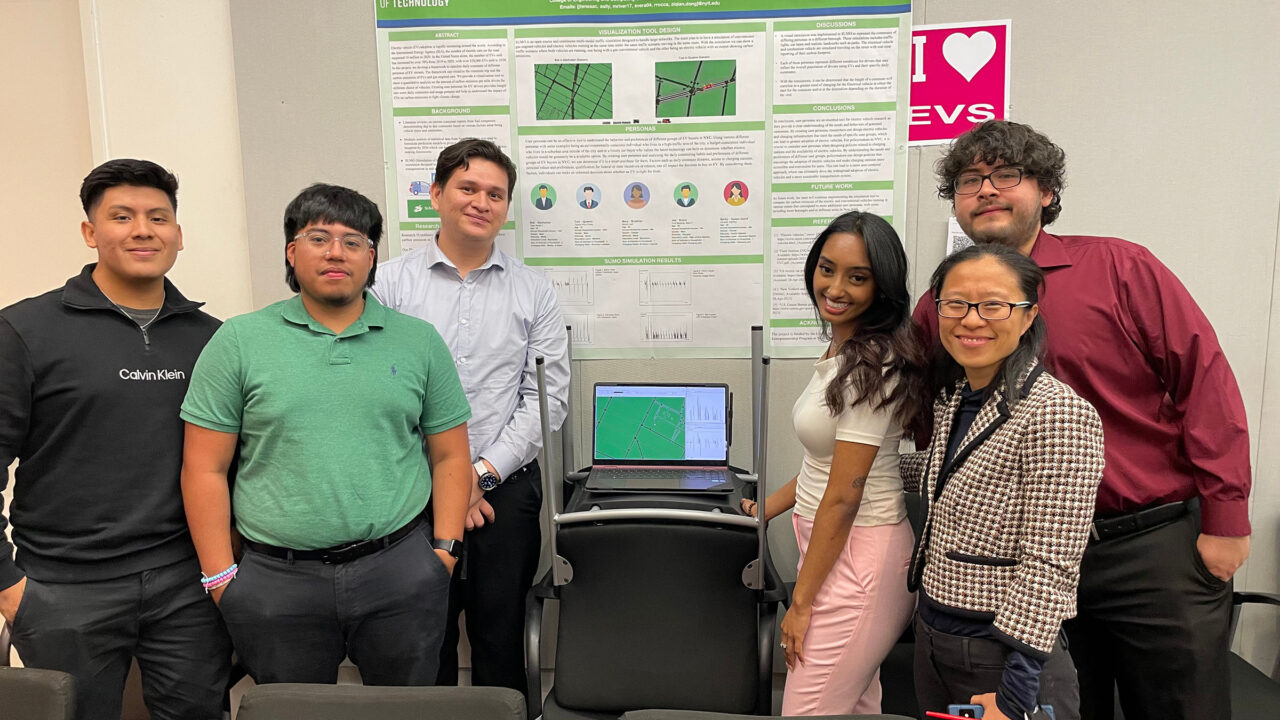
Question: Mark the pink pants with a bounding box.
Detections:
[781,516,916,716]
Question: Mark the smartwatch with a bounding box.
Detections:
[475,460,502,491]
[431,537,463,559]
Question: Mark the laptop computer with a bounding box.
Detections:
[585,382,736,492]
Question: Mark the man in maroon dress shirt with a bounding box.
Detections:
[913,121,1251,720]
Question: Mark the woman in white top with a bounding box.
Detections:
[743,211,927,714]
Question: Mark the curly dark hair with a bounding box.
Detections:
[803,211,928,432]
[936,121,1067,226]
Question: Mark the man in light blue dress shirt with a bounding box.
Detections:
[372,138,569,697]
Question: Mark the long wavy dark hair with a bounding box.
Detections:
[803,211,928,432]
[927,243,1046,407]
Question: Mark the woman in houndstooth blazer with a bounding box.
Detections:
[902,244,1104,720]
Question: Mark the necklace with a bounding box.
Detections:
[111,291,165,330]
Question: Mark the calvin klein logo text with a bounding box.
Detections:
[119,368,187,381]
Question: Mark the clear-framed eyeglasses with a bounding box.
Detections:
[293,230,373,253]
[935,298,1034,321]
[952,167,1031,196]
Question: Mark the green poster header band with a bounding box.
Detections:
[514,22,765,38]
[377,0,909,23]
[393,106,510,116]
[772,102,896,114]
[771,216,891,227]
[524,254,762,267]
[769,318,822,328]
[399,220,516,231]
[772,181,893,192]
[388,29,508,40]
[518,121,764,136]
[772,17,899,31]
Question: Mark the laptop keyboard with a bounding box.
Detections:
[595,468,727,482]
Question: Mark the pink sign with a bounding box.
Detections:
[908,21,1010,145]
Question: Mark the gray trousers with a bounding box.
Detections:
[914,613,1080,720]
[219,522,452,685]
[9,556,232,720]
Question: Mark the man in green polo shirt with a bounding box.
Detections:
[179,183,472,685]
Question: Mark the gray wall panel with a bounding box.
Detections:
[231,0,1280,676]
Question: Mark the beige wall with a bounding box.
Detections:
[79,0,255,320]
[1,0,93,667]
[0,0,95,303]
[2,0,255,665]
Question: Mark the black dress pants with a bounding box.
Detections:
[914,613,1079,720]
[219,523,451,686]
[437,460,543,696]
[10,556,231,720]
[1063,508,1232,720]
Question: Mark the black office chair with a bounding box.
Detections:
[622,711,914,720]
[525,508,786,720]
[1227,591,1280,718]
[235,683,525,720]
[0,666,76,720]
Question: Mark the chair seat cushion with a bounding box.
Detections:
[0,667,76,720]
[1230,652,1280,717]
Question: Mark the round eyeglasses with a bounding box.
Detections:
[936,298,1034,321]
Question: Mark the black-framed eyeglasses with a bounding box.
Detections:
[936,298,1034,321]
[953,167,1031,196]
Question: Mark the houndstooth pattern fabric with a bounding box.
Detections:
[903,362,1105,657]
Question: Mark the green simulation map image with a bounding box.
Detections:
[534,63,614,120]
[655,59,737,118]
[595,397,685,460]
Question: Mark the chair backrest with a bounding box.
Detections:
[622,711,917,720]
[0,667,76,720]
[552,519,763,714]
[234,684,525,720]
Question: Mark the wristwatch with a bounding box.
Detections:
[431,537,463,559]
[475,460,502,491]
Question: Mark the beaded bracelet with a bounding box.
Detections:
[201,564,238,591]
[202,566,238,593]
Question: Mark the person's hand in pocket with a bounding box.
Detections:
[0,576,28,624]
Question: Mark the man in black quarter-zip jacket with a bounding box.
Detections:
[0,159,230,720]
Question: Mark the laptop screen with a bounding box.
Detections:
[592,383,729,465]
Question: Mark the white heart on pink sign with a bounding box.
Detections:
[942,31,997,82]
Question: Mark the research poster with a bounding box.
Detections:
[375,0,912,358]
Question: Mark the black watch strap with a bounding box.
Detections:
[431,538,463,559]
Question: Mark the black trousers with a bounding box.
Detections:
[1063,508,1232,720]
[914,613,1079,720]
[9,556,232,720]
[437,460,543,695]
[220,522,451,685]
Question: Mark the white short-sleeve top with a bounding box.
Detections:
[791,356,906,525]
